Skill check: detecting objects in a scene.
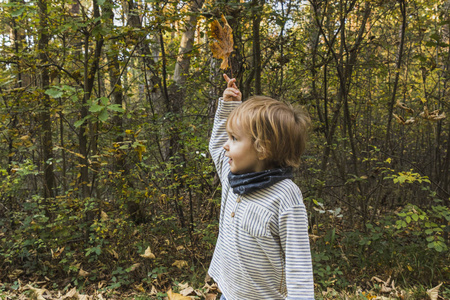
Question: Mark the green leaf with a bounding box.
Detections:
[98,109,109,122]
[89,104,104,113]
[74,118,86,128]
[100,97,109,105]
[11,7,25,17]
[108,104,124,112]
[45,88,63,98]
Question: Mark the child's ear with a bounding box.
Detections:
[257,151,268,161]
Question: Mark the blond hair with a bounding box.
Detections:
[226,96,310,168]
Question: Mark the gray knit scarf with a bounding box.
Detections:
[228,167,293,195]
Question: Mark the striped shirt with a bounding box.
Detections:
[208,99,314,300]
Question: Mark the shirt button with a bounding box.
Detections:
[236,196,241,203]
[231,212,235,217]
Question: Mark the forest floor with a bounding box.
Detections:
[0,277,445,300]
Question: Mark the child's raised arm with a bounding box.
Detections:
[209,74,242,182]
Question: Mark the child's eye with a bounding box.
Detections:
[231,136,237,141]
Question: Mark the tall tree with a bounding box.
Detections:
[37,0,55,200]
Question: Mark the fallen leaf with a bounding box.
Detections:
[63,287,78,298]
[111,249,119,260]
[134,283,145,293]
[210,14,233,70]
[167,288,192,300]
[129,263,141,271]
[150,285,158,296]
[78,268,90,277]
[179,286,194,296]
[140,246,156,259]
[51,247,65,259]
[25,285,47,300]
[178,282,190,290]
[205,293,218,300]
[7,269,24,280]
[427,282,442,300]
[172,260,188,269]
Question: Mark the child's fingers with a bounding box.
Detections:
[224,88,239,97]
[224,74,238,89]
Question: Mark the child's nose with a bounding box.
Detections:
[223,141,229,151]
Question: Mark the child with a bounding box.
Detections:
[208,74,314,300]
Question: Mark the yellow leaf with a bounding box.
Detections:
[101,211,108,221]
[111,249,119,259]
[172,260,188,269]
[209,14,234,70]
[140,246,156,259]
[134,283,146,293]
[167,288,192,300]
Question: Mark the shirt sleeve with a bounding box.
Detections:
[279,205,315,299]
[209,98,241,182]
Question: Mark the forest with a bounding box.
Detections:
[0,0,449,299]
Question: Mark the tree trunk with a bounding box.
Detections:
[37,0,55,201]
[252,0,263,95]
[79,0,104,200]
[385,0,406,148]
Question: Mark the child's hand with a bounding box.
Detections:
[223,74,242,102]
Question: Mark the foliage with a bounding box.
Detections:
[0,0,449,298]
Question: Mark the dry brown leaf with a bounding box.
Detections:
[140,246,156,259]
[61,287,93,300]
[78,268,90,277]
[210,14,233,70]
[178,282,190,290]
[7,269,24,280]
[129,263,141,272]
[78,267,90,278]
[63,287,78,298]
[179,286,194,296]
[404,117,416,125]
[396,100,414,113]
[205,293,218,300]
[172,260,189,269]
[393,113,406,124]
[427,282,442,300]
[167,288,192,300]
[51,247,65,259]
[150,285,158,296]
[25,285,47,300]
[420,106,447,121]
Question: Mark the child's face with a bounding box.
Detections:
[223,123,267,174]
